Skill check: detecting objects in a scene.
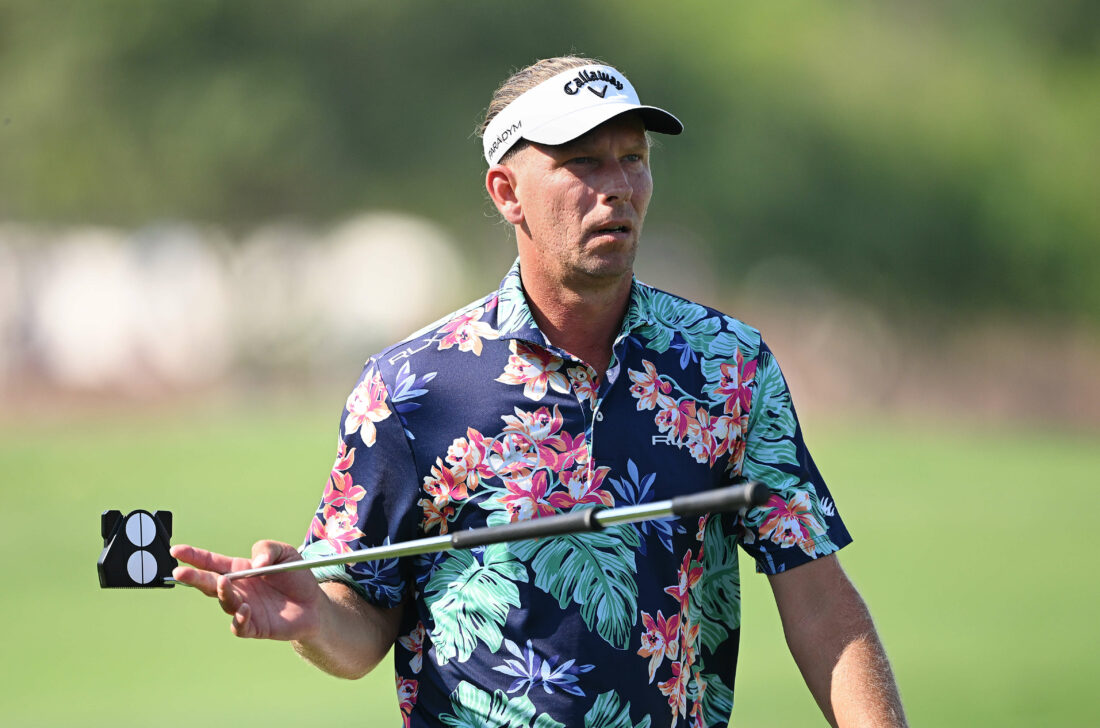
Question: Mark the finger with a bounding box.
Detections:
[231,602,252,638]
[171,544,238,574]
[216,574,244,616]
[171,565,219,597]
[250,540,300,569]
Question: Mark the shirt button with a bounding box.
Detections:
[595,411,604,422]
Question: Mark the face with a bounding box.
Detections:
[498,114,653,289]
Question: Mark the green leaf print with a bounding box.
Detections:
[692,517,742,650]
[745,350,797,445]
[299,539,370,598]
[509,526,640,650]
[693,665,734,728]
[439,681,566,728]
[701,327,757,362]
[743,350,799,479]
[424,544,528,664]
[583,691,653,728]
[496,267,537,335]
[636,291,720,354]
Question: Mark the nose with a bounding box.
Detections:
[600,161,632,203]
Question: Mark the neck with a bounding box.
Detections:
[518,261,632,380]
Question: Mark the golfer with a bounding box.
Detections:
[173,56,907,727]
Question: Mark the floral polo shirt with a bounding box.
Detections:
[302,260,851,728]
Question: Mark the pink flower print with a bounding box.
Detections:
[689,674,708,728]
[310,509,364,552]
[445,428,494,490]
[487,432,540,480]
[496,341,570,401]
[664,550,703,612]
[656,397,697,442]
[501,405,564,444]
[500,470,557,522]
[398,622,426,674]
[547,465,614,510]
[714,350,756,415]
[344,369,392,447]
[714,362,740,414]
[628,360,672,411]
[419,497,455,535]
[422,458,470,507]
[679,618,700,673]
[437,306,500,356]
[322,469,366,513]
[685,407,717,465]
[638,609,680,683]
[540,428,587,472]
[695,515,708,543]
[710,413,745,463]
[657,660,689,721]
[332,437,354,471]
[501,406,588,473]
[396,675,419,728]
[659,618,698,725]
[759,492,825,556]
[735,351,757,414]
[567,365,599,408]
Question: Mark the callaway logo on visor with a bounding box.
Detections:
[482,64,683,165]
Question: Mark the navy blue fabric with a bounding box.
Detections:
[302,261,851,727]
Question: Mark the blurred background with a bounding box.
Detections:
[1,1,1097,726]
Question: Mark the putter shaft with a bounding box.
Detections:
[223,481,767,581]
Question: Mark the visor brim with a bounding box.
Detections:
[523,103,683,147]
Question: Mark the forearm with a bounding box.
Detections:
[828,625,906,728]
[771,556,907,727]
[785,594,904,726]
[291,581,403,679]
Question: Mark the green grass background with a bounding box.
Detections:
[1,403,1097,726]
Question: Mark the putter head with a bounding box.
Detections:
[98,510,178,588]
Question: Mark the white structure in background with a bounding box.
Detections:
[230,221,322,374]
[0,226,31,389]
[310,213,463,359]
[29,228,146,390]
[129,225,232,386]
[231,212,464,376]
[25,226,230,392]
[2,212,466,397]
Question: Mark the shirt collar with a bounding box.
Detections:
[493,258,657,344]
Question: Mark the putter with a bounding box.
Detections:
[98,481,769,588]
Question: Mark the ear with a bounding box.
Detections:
[485,164,525,225]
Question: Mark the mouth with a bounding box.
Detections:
[592,222,632,237]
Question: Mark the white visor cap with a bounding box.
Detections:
[482,64,683,166]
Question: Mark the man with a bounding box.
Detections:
[173,56,907,727]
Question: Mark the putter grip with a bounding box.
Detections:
[670,482,770,518]
[451,508,604,549]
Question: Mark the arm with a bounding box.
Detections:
[768,554,907,728]
[292,581,403,679]
[172,540,403,679]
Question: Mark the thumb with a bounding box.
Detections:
[250,540,300,568]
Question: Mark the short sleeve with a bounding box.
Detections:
[738,340,852,574]
[300,357,421,607]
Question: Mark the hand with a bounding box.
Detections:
[171,540,324,642]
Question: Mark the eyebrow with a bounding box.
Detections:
[551,132,650,157]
